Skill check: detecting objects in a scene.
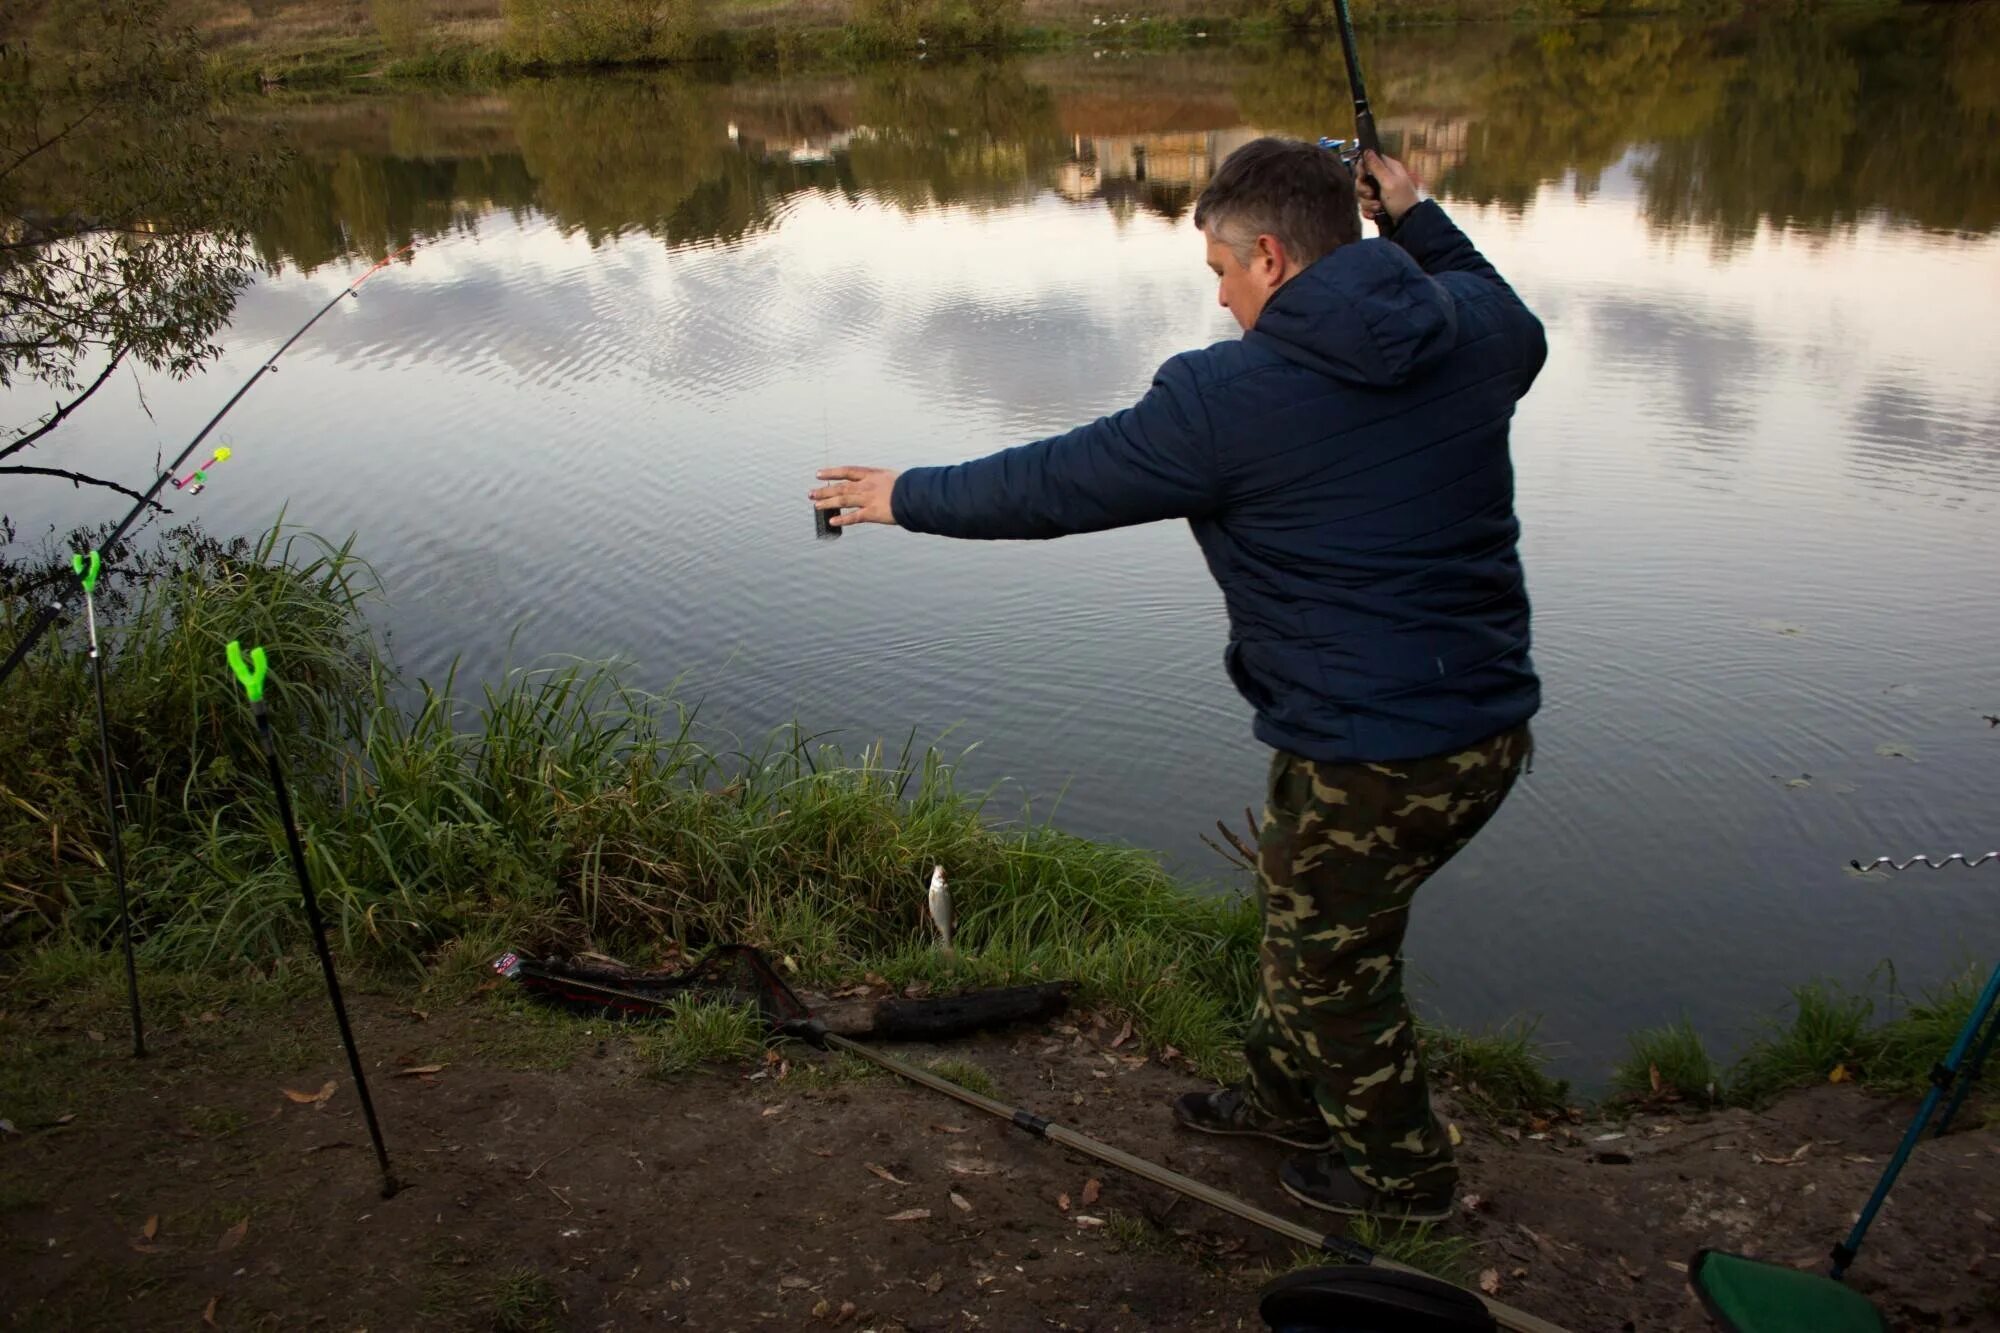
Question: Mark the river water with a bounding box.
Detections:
[10,8,1999,1079]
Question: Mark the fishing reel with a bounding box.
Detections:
[1317,137,1366,175]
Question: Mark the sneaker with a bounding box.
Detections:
[1278,1152,1455,1223]
[1172,1086,1334,1149]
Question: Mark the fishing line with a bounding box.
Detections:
[227,640,398,1198]
[0,244,416,696]
[72,550,144,1058]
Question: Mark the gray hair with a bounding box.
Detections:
[1193,136,1361,266]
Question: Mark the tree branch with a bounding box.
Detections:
[0,464,166,513]
[0,348,125,461]
[0,104,103,186]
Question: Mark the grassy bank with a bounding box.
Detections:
[2,524,1985,1129]
[0,523,1265,1079]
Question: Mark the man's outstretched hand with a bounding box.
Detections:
[812,466,902,528]
[1357,149,1421,229]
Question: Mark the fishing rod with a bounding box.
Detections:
[227,640,399,1199]
[498,957,1572,1333]
[1327,0,1391,237]
[0,244,415,697]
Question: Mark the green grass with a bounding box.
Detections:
[2,520,1261,1082]
[1263,1216,1476,1284]
[1611,1018,1720,1106]
[921,1055,999,1098]
[783,1051,892,1091]
[1422,1019,1569,1121]
[1727,981,1876,1107]
[421,1244,562,1333]
[1102,1207,1182,1258]
[634,998,767,1076]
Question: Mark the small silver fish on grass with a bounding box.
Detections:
[927,865,952,953]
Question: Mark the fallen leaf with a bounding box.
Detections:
[884,1208,930,1222]
[808,1147,835,1159]
[1080,1177,1101,1206]
[142,1215,158,1240]
[393,1064,445,1077]
[281,1082,336,1105]
[835,1301,856,1324]
[1666,1260,1689,1274]
[863,972,889,989]
[1784,777,1812,789]
[203,1295,219,1326]
[1828,1064,1851,1084]
[1478,1268,1502,1294]
[922,1270,944,1294]
[1447,1121,1463,1147]
[946,1160,997,1177]
[865,1162,910,1186]
[215,1219,247,1253]
[928,1124,967,1135]
[1160,1044,1182,1063]
[1057,1192,1071,1212]
[949,1190,972,1213]
[811,1298,831,1318]
[1648,1064,1662,1095]
[1072,1214,1105,1228]
[199,1011,221,1023]
[87,1029,105,1043]
[761,1104,785,1118]
[1110,1020,1134,1049]
[1874,742,1919,762]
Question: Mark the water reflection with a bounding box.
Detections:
[248,4,2000,277]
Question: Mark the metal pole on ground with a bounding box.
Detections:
[227,641,399,1199]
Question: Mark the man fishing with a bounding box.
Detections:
[810,142,1545,1224]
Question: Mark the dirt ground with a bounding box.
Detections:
[3,983,1997,1332]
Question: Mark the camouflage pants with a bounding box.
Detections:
[1245,725,1531,1195]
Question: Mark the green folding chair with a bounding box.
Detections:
[1688,959,1999,1332]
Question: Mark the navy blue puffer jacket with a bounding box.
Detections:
[891,200,1546,763]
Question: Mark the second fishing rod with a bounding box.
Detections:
[0,244,415,698]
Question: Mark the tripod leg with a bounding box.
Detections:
[1936,993,2000,1138]
[1832,962,2000,1279]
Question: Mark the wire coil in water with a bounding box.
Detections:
[1850,852,1998,873]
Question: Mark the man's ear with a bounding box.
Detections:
[1255,233,1288,284]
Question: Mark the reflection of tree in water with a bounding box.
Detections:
[241,10,2000,273]
[844,62,1068,213]
[254,152,538,274]
[511,75,827,248]
[1638,6,2000,239]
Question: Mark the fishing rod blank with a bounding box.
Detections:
[227,641,398,1199]
[0,245,414,698]
[1329,0,1391,236]
[73,551,144,1058]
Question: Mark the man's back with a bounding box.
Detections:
[890,199,1546,765]
[1184,200,1547,762]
